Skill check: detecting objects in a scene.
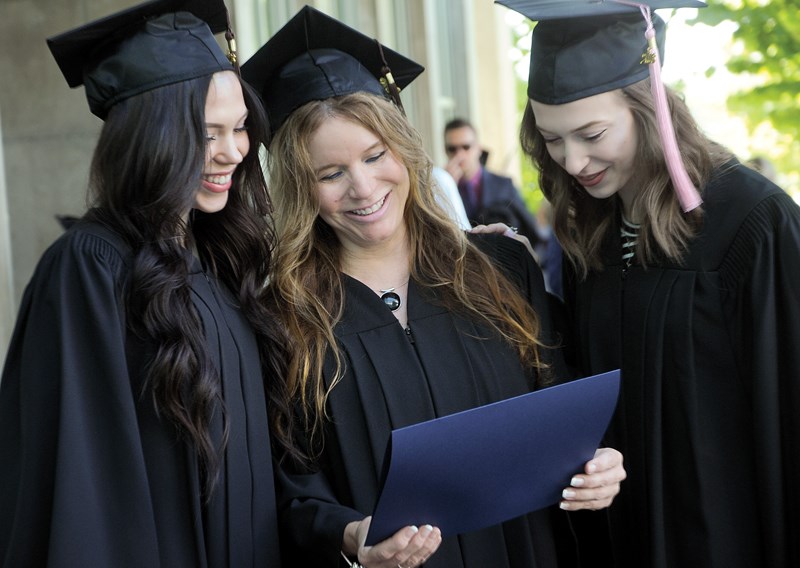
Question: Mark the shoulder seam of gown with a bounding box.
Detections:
[65,226,130,276]
[718,191,797,286]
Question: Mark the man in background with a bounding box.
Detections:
[444,118,539,241]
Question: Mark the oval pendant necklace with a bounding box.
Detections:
[378,280,408,312]
[379,287,402,311]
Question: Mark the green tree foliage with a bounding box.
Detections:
[516,65,545,213]
[688,1,799,192]
[509,19,546,213]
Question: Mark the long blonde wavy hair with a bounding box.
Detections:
[265,92,548,462]
[520,79,734,278]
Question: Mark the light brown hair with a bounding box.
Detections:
[265,92,548,462]
[521,79,733,278]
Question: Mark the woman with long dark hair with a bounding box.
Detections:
[0,1,280,565]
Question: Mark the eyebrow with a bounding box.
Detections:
[538,120,607,136]
[205,110,249,129]
[314,140,385,174]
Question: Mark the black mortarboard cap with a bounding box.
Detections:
[241,5,424,135]
[495,0,705,104]
[496,0,704,21]
[47,0,234,120]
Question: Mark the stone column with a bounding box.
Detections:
[0,106,14,370]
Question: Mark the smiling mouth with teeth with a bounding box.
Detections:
[351,195,386,216]
[204,173,232,185]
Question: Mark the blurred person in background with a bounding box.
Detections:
[444,118,542,243]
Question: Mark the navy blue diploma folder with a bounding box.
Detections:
[365,369,621,545]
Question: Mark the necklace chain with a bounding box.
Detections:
[378,279,409,294]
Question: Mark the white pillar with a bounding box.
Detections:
[0,106,16,371]
[471,0,521,183]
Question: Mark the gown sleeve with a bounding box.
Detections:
[275,455,364,565]
[724,191,800,566]
[0,229,164,567]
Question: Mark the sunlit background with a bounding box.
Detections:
[505,7,799,204]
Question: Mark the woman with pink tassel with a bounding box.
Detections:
[500,1,800,567]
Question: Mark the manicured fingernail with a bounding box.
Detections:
[421,525,433,536]
[560,501,571,510]
[570,477,585,487]
[587,463,597,474]
[409,525,419,534]
[562,489,576,499]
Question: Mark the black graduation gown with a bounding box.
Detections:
[0,222,280,567]
[276,234,575,568]
[564,163,800,567]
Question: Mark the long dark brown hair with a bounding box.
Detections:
[84,72,275,497]
[521,79,733,278]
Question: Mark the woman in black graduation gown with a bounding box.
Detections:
[242,7,626,568]
[0,1,281,566]
[506,1,800,566]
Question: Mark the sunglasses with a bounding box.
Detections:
[445,143,472,155]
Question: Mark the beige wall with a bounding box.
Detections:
[1,0,107,290]
[0,0,112,365]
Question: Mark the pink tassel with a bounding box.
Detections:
[613,1,704,212]
[638,6,702,212]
